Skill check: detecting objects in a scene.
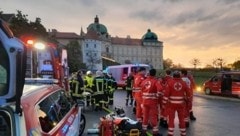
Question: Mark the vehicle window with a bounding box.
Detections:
[123,67,128,75]
[0,110,11,136]
[37,90,72,132]
[231,74,240,82]
[131,66,138,73]
[0,42,10,96]
[212,76,220,82]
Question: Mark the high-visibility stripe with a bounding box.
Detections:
[163,96,168,100]
[96,79,104,93]
[170,101,184,104]
[142,96,158,99]
[168,128,174,131]
[170,96,184,99]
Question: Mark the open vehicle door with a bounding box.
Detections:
[0,19,26,108]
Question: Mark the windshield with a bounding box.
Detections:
[0,42,9,96]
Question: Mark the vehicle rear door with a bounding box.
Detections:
[210,75,222,93]
[231,74,240,96]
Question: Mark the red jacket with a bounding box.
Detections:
[133,73,145,99]
[162,78,190,106]
[141,76,163,105]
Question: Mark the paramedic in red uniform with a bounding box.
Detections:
[132,67,146,122]
[162,71,190,136]
[160,69,173,128]
[181,69,196,127]
[187,70,197,121]
[141,69,163,136]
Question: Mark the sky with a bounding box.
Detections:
[2,0,240,67]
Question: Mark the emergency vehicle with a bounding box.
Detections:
[0,19,85,136]
[203,71,240,97]
[105,64,150,88]
[20,36,69,91]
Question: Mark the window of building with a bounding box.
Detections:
[94,44,96,48]
[86,44,88,48]
[86,53,88,56]
[106,47,109,53]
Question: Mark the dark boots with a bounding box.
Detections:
[190,111,196,121]
[159,118,168,128]
[125,99,129,106]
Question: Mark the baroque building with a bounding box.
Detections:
[49,15,163,71]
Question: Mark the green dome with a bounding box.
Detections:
[142,29,158,41]
[87,15,108,35]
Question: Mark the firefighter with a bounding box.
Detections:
[125,72,134,106]
[160,69,173,128]
[141,69,163,136]
[70,72,84,103]
[132,67,146,122]
[92,70,105,111]
[107,72,116,105]
[181,69,197,126]
[162,71,190,136]
[83,71,94,106]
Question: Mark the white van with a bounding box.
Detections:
[105,64,150,88]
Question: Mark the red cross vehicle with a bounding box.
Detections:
[203,71,240,97]
[0,19,85,136]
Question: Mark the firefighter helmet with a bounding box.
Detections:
[86,71,92,75]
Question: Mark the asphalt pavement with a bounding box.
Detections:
[81,90,240,136]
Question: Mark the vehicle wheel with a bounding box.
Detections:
[205,88,211,95]
[79,114,86,136]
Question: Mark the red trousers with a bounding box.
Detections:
[142,103,159,134]
[184,97,193,123]
[135,97,142,122]
[168,103,186,136]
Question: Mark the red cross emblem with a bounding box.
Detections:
[145,81,151,89]
[174,82,182,91]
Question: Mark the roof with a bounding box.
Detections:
[111,37,141,46]
[49,31,79,39]
[87,15,108,34]
[0,14,15,22]
[142,29,158,41]
[84,29,100,40]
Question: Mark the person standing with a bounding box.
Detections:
[70,72,84,103]
[141,69,163,136]
[107,73,117,105]
[125,72,134,106]
[181,69,196,127]
[162,71,190,136]
[132,67,146,122]
[160,69,173,128]
[92,70,105,111]
[83,71,94,106]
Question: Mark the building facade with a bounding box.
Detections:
[49,16,163,70]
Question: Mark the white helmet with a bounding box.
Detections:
[86,71,92,75]
[96,70,103,77]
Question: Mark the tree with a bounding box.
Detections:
[213,58,225,70]
[86,50,102,71]
[232,60,240,70]
[6,10,48,39]
[163,58,173,69]
[66,41,86,73]
[190,58,201,69]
